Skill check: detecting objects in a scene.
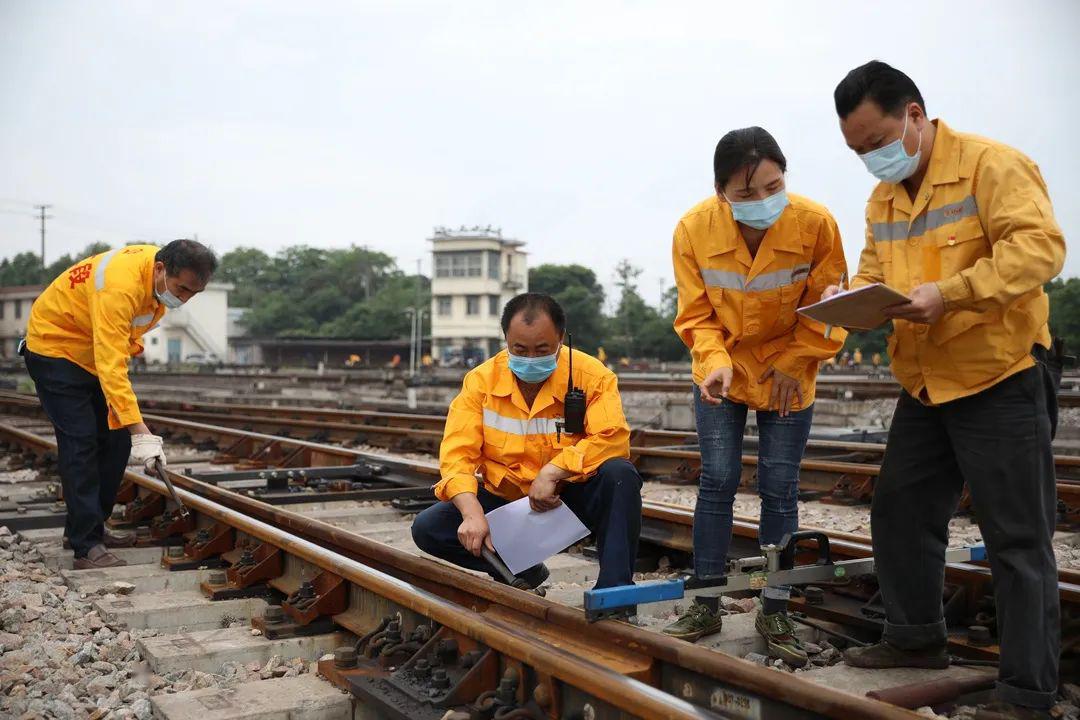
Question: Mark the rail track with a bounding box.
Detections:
[1,392,1078,714]
[118,367,1080,405]
[0,420,929,720]
[2,395,1078,623]
[122,396,1080,525]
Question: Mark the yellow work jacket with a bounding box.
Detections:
[673,193,848,411]
[26,245,166,429]
[435,347,631,502]
[851,120,1065,404]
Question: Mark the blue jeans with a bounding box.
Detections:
[23,350,132,558]
[692,391,813,601]
[412,458,642,588]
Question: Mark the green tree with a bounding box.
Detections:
[605,260,685,360]
[216,247,272,307]
[528,264,606,353]
[0,252,46,286]
[842,324,890,361]
[1047,278,1080,354]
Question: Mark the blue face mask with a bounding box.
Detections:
[724,189,789,230]
[154,273,184,310]
[507,347,559,384]
[859,113,922,183]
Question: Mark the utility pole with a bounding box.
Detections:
[34,205,52,267]
[405,308,417,378]
[415,258,424,372]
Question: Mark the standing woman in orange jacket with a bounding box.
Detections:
[662,128,847,663]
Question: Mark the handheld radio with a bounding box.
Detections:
[558,334,586,441]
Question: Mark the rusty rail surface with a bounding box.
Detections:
[117,368,1080,406]
[0,420,921,720]
[134,395,1080,476]
[121,397,1080,520]
[7,395,1080,600]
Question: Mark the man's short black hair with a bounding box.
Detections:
[155,239,218,284]
[834,60,926,120]
[500,293,566,336]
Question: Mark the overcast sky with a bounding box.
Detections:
[1,1,1077,310]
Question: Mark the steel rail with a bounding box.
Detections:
[119,368,1080,405]
[0,420,920,720]
[1,394,1077,588]
[133,396,1080,478]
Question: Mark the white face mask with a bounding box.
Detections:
[858,112,923,183]
[154,272,184,309]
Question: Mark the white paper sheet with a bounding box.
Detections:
[486,497,590,575]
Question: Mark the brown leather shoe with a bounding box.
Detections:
[73,544,127,569]
[63,528,136,550]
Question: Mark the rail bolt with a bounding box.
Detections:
[496,668,518,704]
[431,667,450,690]
[334,646,357,669]
[968,625,992,647]
[533,683,551,709]
[208,571,227,586]
[166,546,185,559]
[803,586,825,605]
[436,638,459,664]
[263,605,284,623]
[413,658,431,679]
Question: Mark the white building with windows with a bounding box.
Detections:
[429,226,528,365]
[141,282,233,365]
[0,285,43,358]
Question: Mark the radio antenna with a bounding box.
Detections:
[567,334,574,392]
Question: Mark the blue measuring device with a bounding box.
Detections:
[583,531,986,622]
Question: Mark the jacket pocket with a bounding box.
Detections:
[928,306,999,347]
[777,281,804,329]
[751,333,794,364]
[936,220,989,278]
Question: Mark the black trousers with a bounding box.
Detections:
[22,350,131,558]
[873,360,1059,709]
[411,458,643,588]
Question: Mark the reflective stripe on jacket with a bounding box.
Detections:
[851,120,1065,403]
[435,347,630,501]
[672,193,848,411]
[26,245,165,428]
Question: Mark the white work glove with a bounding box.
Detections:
[129,434,167,472]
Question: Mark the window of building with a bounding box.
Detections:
[434,251,483,278]
[0,301,4,320]
[488,295,500,316]
[437,296,452,316]
[487,251,500,280]
[151,337,159,346]
[465,295,480,316]
[14,300,21,319]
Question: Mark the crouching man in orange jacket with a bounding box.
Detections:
[22,240,217,568]
[411,293,643,590]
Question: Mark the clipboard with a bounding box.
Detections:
[797,283,910,331]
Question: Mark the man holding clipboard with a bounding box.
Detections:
[822,62,1065,719]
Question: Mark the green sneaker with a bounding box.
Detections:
[755,611,809,668]
[662,603,724,642]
